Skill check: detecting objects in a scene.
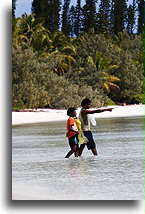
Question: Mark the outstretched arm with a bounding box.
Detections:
[81,108,113,116]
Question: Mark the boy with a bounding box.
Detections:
[65,108,79,158]
[79,98,113,156]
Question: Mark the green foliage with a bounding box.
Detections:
[111,0,127,35]
[96,0,110,34]
[12,106,21,110]
[129,93,144,104]
[61,0,71,36]
[12,41,104,109]
[30,0,143,36]
[12,43,51,108]
[126,4,135,34]
[12,14,143,109]
[82,0,97,32]
[32,0,61,31]
[137,0,144,34]
[104,97,116,106]
[73,0,82,37]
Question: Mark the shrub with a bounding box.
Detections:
[130,93,144,104]
[104,97,116,106]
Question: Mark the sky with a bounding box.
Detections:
[15,0,32,17]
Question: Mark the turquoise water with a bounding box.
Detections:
[12,117,143,200]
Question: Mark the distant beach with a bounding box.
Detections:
[12,104,144,126]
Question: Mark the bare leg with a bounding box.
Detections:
[75,149,79,157]
[65,150,74,158]
[65,145,77,158]
[91,148,98,156]
[79,144,85,156]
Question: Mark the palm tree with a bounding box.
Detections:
[31,30,52,53]
[87,51,120,92]
[51,52,75,75]
[18,13,46,38]
[12,14,76,75]
[102,72,120,92]
[39,50,75,75]
[12,13,51,44]
[49,30,69,51]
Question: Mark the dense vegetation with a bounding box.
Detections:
[12,0,144,109]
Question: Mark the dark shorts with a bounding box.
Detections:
[83,131,96,150]
[68,134,79,149]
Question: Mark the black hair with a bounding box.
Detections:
[67,107,76,116]
[81,98,91,107]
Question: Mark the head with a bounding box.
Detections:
[81,98,91,109]
[67,107,77,117]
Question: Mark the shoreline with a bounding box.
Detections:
[12,104,144,126]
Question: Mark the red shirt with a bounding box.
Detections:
[67,117,78,138]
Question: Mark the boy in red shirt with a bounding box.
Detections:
[65,108,79,158]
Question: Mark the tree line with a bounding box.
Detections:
[12,0,144,109]
[13,0,144,35]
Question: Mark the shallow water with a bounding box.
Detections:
[12,117,143,200]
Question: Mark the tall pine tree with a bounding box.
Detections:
[31,0,42,18]
[12,0,17,17]
[61,0,71,36]
[68,5,75,37]
[52,0,61,30]
[82,0,97,32]
[32,0,49,28]
[96,0,111,34]
[31,0,61,31]
[111,0,127,35]
[74,0,82,37]
[137,0,144,34]
[126,0,136,34]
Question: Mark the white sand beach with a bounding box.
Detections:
[12,104,144,126]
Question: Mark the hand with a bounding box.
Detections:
[107,108,114,112]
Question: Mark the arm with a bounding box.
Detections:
[81,108,113,117]
[68,125,79,134]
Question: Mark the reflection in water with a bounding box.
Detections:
[12,117,143,200]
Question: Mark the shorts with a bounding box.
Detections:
[83,131,96,150]
[68,134,79,149]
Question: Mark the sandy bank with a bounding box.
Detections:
[12,105,144,126]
